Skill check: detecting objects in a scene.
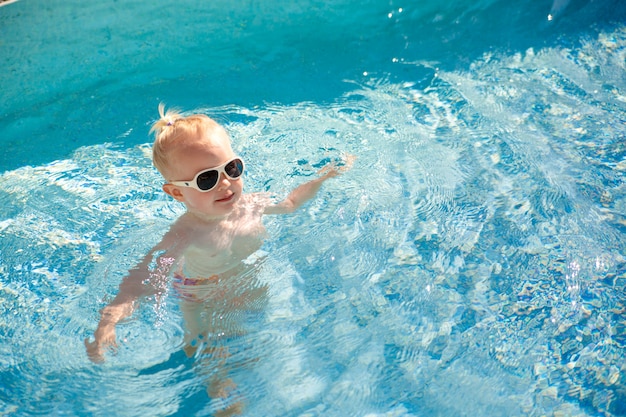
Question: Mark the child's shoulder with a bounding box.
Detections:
[238,192,278,216]
[169,212,199,231]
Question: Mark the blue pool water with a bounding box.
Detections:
[1,0,626,416]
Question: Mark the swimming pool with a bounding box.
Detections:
[1,0,625,416]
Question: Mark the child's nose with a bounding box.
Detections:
[216,173,231,190]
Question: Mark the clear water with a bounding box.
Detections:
[1,0,626,416]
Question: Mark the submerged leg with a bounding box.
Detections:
[195,345,244,416]
[181,301,205,357]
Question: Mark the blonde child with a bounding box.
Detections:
[85,104,350,413]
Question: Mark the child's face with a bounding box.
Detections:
[163,128,243,219]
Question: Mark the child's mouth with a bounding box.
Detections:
[216,193,235,203]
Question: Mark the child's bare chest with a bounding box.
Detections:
[182,217,266,276]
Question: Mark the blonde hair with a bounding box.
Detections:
[150,103,229,178]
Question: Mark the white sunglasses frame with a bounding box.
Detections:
[169,157,245,192]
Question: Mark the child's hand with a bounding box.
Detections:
[318,153,356,179]
[84,324,117,363]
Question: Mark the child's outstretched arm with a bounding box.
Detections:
[84,224,186,363]
[264,155,354,215]
[84,266,155,362]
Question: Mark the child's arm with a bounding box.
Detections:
[84,223,186,363]
[84,266,155,363]
[264,156,354,215]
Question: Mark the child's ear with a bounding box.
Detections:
[162,184,185,202]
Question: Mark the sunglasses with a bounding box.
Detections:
[169,157,245,192]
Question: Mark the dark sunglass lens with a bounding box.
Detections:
[196,170,219,190]
[225,159,244,178]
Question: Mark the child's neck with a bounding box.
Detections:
[188,210,230,224]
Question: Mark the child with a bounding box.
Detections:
[84,104,350,412]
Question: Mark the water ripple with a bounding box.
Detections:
[1,24,626,417]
